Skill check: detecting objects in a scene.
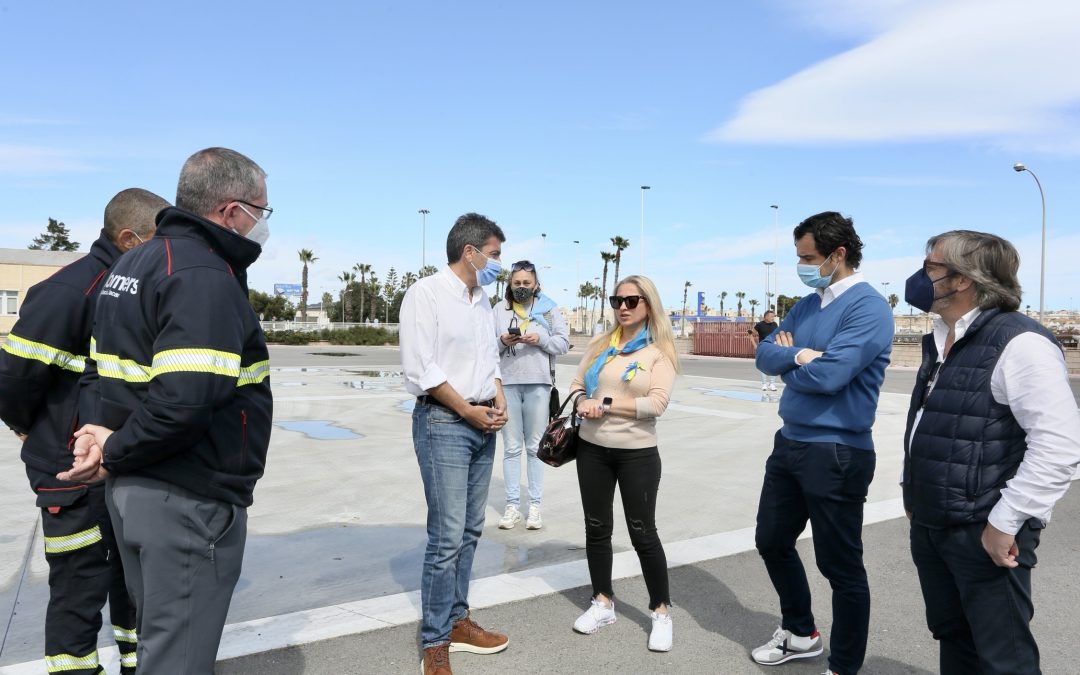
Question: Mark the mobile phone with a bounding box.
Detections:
[508,327,521,336]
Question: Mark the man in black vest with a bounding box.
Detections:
[902,230,1080,674]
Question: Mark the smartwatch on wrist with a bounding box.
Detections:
[602,396,612,413]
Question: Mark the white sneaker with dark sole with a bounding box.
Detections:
[751,626,823,665]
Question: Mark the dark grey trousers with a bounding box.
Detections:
[106,474,247,675]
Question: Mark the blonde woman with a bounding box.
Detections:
[566,275,679,652]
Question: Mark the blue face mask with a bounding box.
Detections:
[904,266,957,313]
[470,248,501,286]
[797,255,838,289]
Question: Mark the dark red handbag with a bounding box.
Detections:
[537,392,580,467]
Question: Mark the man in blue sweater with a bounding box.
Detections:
[750,212,893,675]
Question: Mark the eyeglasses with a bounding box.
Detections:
[229,199,273,221]
[609,295,645,310]
[511,261,535,271]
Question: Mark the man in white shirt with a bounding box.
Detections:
[902,229,1080,675]
[400,213,510,675]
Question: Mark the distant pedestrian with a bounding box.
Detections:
[0,187,167,675]
[903,230,1080,674]
[750,309,780,391]
[60,147,275,675]
[752,212,893,675]
[400,213,511,675]
[493,260,570,531]
[567,275,679,652]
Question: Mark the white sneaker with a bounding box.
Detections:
[573,598,616,634]
[498,505,522,529]
[751,625,823,665]
[762,384,769,390]
[768,383,778,391]
[526,505,542,530]
[648,611,672,652]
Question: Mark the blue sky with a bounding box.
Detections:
[2,0,1079,313]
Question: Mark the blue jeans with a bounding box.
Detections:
[412,400,496,648]
[500,383,549,508]
[755,431,876,675]
[759,370,777,387]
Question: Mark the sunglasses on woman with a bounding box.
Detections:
[511,260,536,272]
[609,295,646,309]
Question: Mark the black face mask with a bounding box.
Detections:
[904,267,958,313]
[511,287,535,304]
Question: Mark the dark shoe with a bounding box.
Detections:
[449,613,509,654]
[421,643,452,675]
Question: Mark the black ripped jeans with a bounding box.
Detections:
[576,437,669,609]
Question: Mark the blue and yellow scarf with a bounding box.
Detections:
[584,325,650,398]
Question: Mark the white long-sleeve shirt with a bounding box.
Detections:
[399,267,501,402]
[912,308,1080,534]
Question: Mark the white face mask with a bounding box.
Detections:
[236,204,271,247]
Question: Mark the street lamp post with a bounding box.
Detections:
[418,209,430,270]
[573,240,581,332]
[640,185,651,273]
[763,261,774,312]
[1013,163,1047,325]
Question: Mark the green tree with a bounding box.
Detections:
[298,249,318,322]
[599,252,616,328]
[578,281,597,332]
[338,270,355,322]
[418,265,439,278]
[401,271,417,290]
[749,298,760,322]
[493,268,510,304]
[29,217,79,251]
[776,294,802,318]
[248,289,296,321]
[735,291,746,317]
[681,281,692,335]
[321,291,334,320]
[719,291,727,316]
[888,293,900,311]
[383,268,399,323]
[354,263,372,322]
[610,236,630,286]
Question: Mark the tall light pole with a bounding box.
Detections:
[881,282,890,314]
[640,185,651,273]
[418,209,430,270]
[573,240,581,332]
[541,232,547,263]
[763,261,774,312]
[1013,163,1047,325]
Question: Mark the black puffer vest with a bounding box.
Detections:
[902,308,1056,528]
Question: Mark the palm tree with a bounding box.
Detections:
[298,249,317,322]
[494,268,510,302]
[338,271,355,321]
[578,281,596,332]
[680,281,692,336]
[749,298,760,322]
[401,271,417,289]
[354,263,372,322]
[719,291,727,316]
[367,274,379,322]
[610,236,630,286]
[888,293,899,311]
[591,286,604,335]
[736,291,746,317]
[599,252,616,328]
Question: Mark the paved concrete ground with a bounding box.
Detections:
[1,345,1077,673]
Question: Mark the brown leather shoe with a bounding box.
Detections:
[421,643,452,675]
[449,612,509,654]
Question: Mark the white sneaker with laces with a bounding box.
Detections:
[573,598,616,634]
[768,383,778,391]
[648,611,672,652]
[498,505,522,529]
[751,625,823,665]
[526,505,542,530]
[762,384,769,391]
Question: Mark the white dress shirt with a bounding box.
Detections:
[912,307,1080,534]
[817,271,865,309]
[399,266,501,402]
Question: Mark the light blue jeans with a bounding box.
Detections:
[412,400,495,648]
[501,383,549,509]
[760,370,777,387]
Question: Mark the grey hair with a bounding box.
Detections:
[103,188,170,242]
[926,230,1022,311]
[445,212,505,263]
[175,147,266,218]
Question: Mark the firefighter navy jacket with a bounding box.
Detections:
[0,233,120,477]
[84,207,273,507]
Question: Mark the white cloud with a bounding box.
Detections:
[0,144,97,174]
[709,0,1080,150]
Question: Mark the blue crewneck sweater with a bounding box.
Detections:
[756,281,893,449]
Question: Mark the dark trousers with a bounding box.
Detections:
[576,438,670,610]
[910,520,1042,675]
[29,467,137,675]
[754,431,876,675]
[107,474,247,675]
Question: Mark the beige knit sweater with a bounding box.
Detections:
[570,343,676,449]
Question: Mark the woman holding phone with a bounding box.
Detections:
[566,274,679,652]
[493,261,570,530]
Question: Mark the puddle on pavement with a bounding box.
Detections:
[308,352,362,357]
[346,370,403,377]
[274,420,363,440]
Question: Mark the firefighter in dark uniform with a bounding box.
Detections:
[0,188,169,675]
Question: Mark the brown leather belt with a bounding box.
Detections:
[416,396,495,410]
